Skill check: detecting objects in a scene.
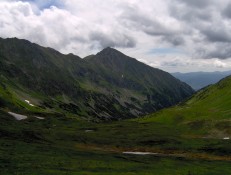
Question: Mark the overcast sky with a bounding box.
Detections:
[1,0,231,72]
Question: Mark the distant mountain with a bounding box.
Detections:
[172,71,231,90]
[0,37,194,120]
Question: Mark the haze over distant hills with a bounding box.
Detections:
[0,37,194,120]
[172,71,231,90]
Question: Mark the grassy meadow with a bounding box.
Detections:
[0,77,231,174]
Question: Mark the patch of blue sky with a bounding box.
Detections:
[147,48,186,55]
[21,0,64,10]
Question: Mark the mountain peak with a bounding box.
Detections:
[0,37,194,120]
[97,47,125,57]
[94,47,134,67]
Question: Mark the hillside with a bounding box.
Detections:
[0,75,230,174]
[172,71,231,90]
[141,75,231,138]
[2,37,230,175]
[0,37,194,120]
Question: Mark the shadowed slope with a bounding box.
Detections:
[0,37,194,120]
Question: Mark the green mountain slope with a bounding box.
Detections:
[0,37,194,120]
[140,75,231,138]
[0,76,230,174]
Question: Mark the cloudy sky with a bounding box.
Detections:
[1,0,231,72]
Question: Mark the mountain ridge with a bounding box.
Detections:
[0,37,194,120]
[172,71,231,90]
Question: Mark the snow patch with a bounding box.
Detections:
[123,152,158,155]
[85,130,94,132]
[25,99,35,107]
[223,137,230,140]
[8,112,27,120]
[35,116,45,120]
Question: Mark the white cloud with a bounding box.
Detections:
[213,59,227,68]
[1,0,231,72]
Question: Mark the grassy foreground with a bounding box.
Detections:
[0,109,230,175]
[1,139,230,175]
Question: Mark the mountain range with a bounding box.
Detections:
[0,58,230,174]
[0,37,230,174]
[172,71,231,90]
[0,37,194,120]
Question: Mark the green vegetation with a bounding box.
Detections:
[140,76,231,138]
[0,108,230,175]
[0,38,230,174]
[0,76,231,174]
[1,140,230,175]
[0,37,194,120]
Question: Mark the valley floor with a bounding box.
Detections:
[0,110,230,175]
[1,139,231,175]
